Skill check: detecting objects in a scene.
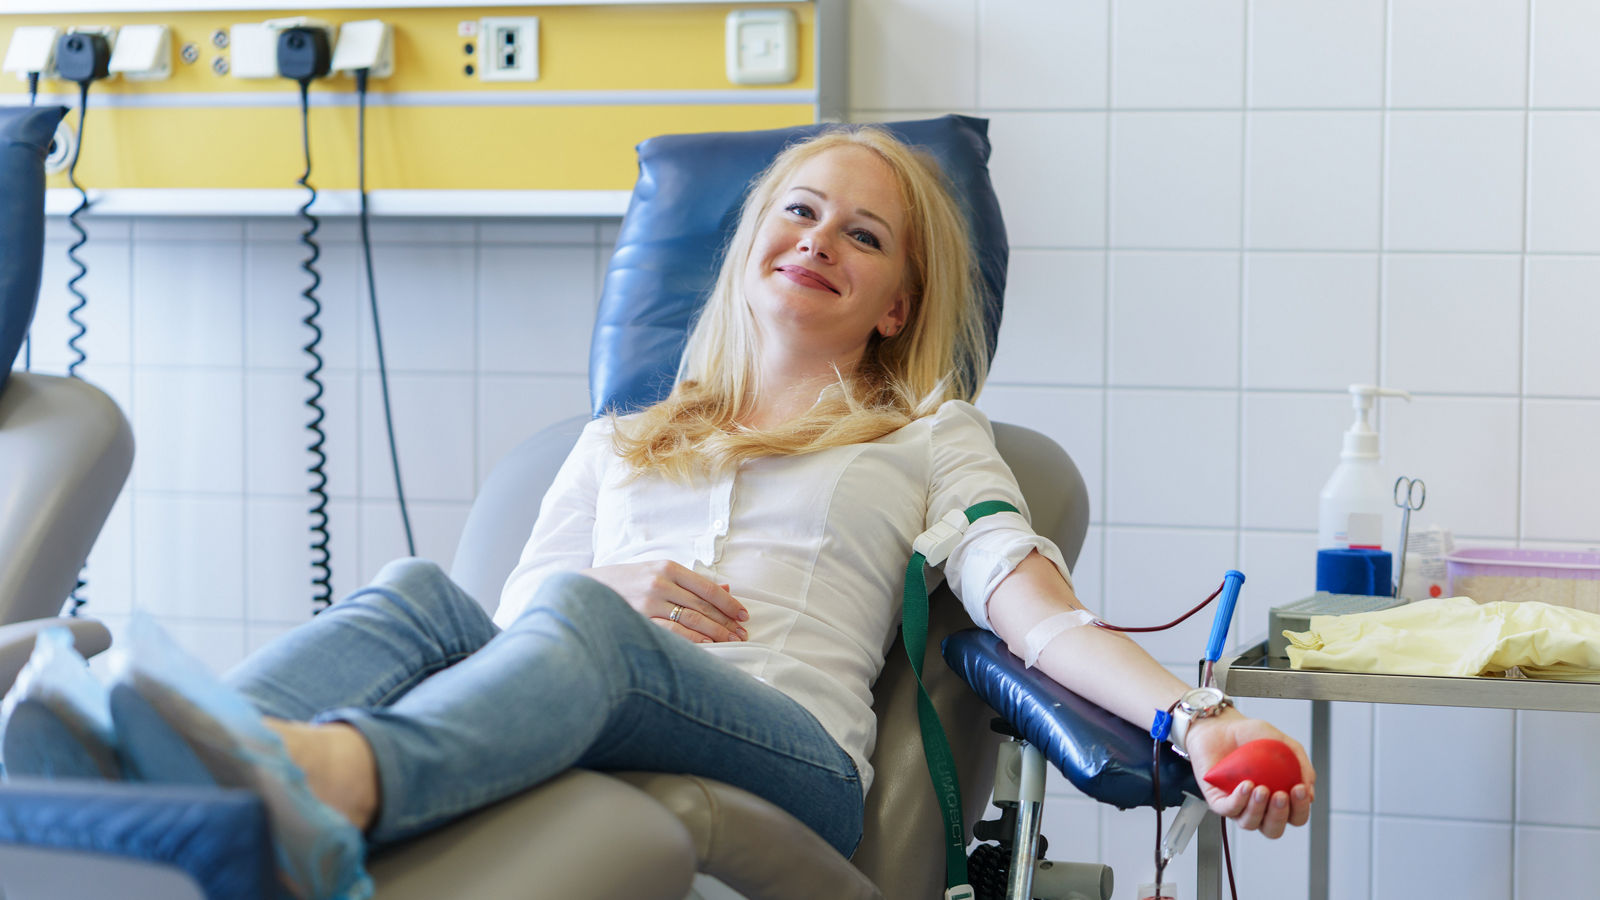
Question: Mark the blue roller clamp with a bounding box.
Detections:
[1205,570,1246,664]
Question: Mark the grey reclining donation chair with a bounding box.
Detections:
[1,112,1195,900]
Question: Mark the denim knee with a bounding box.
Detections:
[345,557,494,642]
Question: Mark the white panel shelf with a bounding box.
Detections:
[44,187,631,217]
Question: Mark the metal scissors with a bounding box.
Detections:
[1393,476,1426,597]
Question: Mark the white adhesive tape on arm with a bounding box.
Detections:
[1022,609,1100,668]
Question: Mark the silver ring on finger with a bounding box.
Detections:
[669,604,684,624]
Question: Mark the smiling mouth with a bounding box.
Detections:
[777,265,840,295]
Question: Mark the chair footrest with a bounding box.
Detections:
[941,629,1199,809]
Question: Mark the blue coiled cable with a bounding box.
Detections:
[294,79,333,613]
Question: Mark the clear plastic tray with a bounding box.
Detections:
[1445,548,1600,612]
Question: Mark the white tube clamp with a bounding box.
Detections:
[913,509,970,566]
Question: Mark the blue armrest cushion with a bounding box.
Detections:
[0,778,277,900]
[942,629,1200,809]
[0,106,66,396]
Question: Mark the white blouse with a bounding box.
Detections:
[495,400,1072,792]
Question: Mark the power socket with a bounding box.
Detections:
[478,17,538,81]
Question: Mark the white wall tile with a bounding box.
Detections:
[1246,113,1383,250]
[1103,527,1237,664]
[1386,112,1526,252]
[132,239,244,367]
[1248,0,1386,108]
[477,221,596,245]
[133,219,242,243]
[1111,113,1244,249]
[1382,254,1522,395]
[1036,794,1099,858]
[359,373,477,503]
[132,494,245,621]
[987,250,1104,386]
[32,238,132,369]
[987,113,1107,249]
[479,245,598,375]
[1105,390,1238,527]
[1527,113,1600,253]
[244,239,361,371]
[1329,813,1373,900]
[359,501,473,582]
[1516,710,1600,828]
[1108,252,1239,388]
[849,0,977,111]
[1522,400,1600,542]
[1330,704,1376,815]
[1243,254,1380,391]
[1238,531,1322,638]
[475,374,592,487]
[1099,802,1196,892]
[1111,0,1244,109]
[1374,704,1514,819]
[1372,818,1512,900]
[44,217,132,243]
[977,0,1106,109]
[245,497,359,625]
[244,370,359,499]
[1530,0,1600,107]
[1525,257,1600,397]
[1388,0,1529,108]
[361,243,477,372]
[1384,396,1520,539]
[1227,814,1309,900]
[976,386,1104,521]
[131,368,244,494]
[367,220,475,244]
[1515,824,1598,899]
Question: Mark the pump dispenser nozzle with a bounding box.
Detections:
[1341,385,1411,460]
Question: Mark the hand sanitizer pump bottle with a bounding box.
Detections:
[1317,385,1410,551]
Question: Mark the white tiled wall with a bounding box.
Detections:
[13,1,1600,897]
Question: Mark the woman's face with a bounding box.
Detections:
[743,144,911,367]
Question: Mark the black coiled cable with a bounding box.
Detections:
[64,78,92,616]
[294,79,333,613]
[64,79,91,380]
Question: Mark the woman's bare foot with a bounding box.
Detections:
[265,719,380,832]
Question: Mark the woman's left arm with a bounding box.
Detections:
[985,550,1316,839]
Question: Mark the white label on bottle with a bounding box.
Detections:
[1345,512,1383,549]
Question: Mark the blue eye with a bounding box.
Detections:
[784,203,815,219]
[850,230,882,250]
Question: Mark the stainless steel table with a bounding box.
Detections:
[1202,640,1600,900]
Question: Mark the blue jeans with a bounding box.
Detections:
[224,559,864,855]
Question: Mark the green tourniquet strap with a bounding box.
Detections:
[902,500,1019,891]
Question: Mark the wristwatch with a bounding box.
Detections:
[1168,686,1233,759]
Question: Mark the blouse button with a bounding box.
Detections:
[713,518,727,531]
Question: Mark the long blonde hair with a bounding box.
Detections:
[613,126,989,479]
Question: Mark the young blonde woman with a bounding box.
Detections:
[3,126,1314,897]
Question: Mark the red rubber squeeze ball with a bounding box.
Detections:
[1202,738,1301,795]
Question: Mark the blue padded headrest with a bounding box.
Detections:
[0,106,65,397]
[591,115,1007,417]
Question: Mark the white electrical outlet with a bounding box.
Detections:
[478,16,538,82]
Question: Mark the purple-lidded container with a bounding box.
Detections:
[1445,548,1600,611]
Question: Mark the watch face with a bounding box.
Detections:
[1183,686,1225,710]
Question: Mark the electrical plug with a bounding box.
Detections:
[55,31,112,83]
[277,26,332,82]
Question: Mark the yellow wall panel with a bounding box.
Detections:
[1,4,820,194]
